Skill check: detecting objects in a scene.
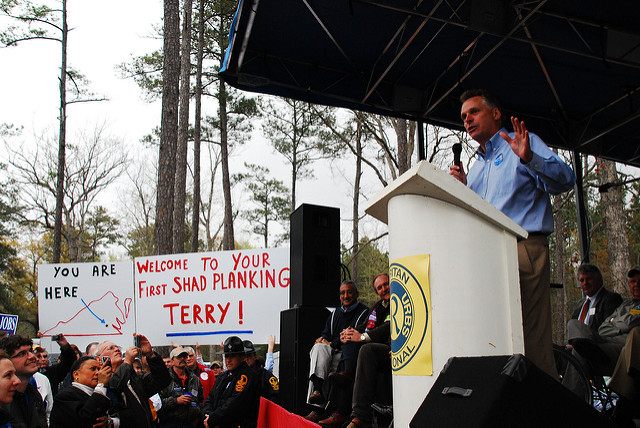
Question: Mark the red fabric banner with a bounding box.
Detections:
[257,397,320,428]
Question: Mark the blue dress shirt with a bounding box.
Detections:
[466,128,576,234]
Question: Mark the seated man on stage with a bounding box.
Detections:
[566,267,640,396]
[304,280,369,423]
[607,267,640,427]
[313,274,391,426]
[571,263,622,333]
[339,273,392,428]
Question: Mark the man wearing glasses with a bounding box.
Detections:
[0,334,47,428]
[95,335,171,428]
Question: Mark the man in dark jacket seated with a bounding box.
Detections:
[565,267,640,399]
[340,274,392,428]
[303,280,369,424]
[571,263,622,333]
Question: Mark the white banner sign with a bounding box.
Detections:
[37,262,135,353]
[134,248,290,346]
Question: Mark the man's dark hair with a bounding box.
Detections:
[85,341,98,355]
[460,89,506,127]
[372,273,389,290]
[341,279,358,293]
[577,263,603,284]
[0,334,33,356]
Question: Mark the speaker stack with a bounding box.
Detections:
[279,204,340,413]
[410,354,614,428]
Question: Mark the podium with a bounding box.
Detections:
[365,161,527,428]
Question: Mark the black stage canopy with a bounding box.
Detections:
[220,0,640,168]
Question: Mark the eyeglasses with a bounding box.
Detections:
[102,344,122,353]
[11,349,34,359]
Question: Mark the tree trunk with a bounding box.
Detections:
[396,119,409,175]
[264,207,269,248]
[191,0,205,253]
[173,0,193,253]
[552,193,566,345]
[351,124,362,281]
[156,0,181,255]
[53,0,68,263]
[219,79,235,250]
[598,159,630,297]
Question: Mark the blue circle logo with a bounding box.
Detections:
[390,262,428,371]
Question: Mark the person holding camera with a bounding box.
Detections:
[50,356,113,428]
[36,332,78,396]
[94,334,171,428]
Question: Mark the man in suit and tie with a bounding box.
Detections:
[571,263,622,333]
[562,263,624,398]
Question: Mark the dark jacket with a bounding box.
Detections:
[3,383,47,428]
[203,361,259,428]
[43,343,77,396]
[0,405,14,427]
[341,299,390,361]
[50,385,110,428]
[572,287,623,334]
[158,367,203,426]
[106,352,171,428]
[358,299,391,344]
[253,365,278,403]
[321,301,369,350]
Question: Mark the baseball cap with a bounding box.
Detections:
[170,347,188,359]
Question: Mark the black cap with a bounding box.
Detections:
[220,336,245,355]
[629,267,640,278]
[243,340,256,355]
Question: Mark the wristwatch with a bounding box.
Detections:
[360,334,366,342]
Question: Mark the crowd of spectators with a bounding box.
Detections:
[0,331,276,428]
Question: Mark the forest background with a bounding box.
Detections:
[1,0,639,351]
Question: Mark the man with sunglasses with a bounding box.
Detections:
[0,334,47,428]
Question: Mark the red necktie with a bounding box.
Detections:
[579,298,591,323]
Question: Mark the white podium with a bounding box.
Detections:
[365,161,527,428]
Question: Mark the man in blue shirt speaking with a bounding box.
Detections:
[450,89,575,378]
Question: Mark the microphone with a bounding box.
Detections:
[452,143,462,168]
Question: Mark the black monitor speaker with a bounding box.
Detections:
[289,204,340,308]
[410,354,613,428]
[278,306,331,414]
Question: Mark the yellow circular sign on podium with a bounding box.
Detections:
[390,255,432,375]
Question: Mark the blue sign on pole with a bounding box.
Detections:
[0,314,19,335]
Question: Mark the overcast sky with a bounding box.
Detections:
[0,0,391,253]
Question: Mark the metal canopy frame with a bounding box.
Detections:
[220,0,640,260]
[222,0,640,167]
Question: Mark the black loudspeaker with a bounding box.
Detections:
[290,204,340,308]
[410,354,613,428]
[279,306,330,414]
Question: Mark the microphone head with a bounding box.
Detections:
[452,143,462,166]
